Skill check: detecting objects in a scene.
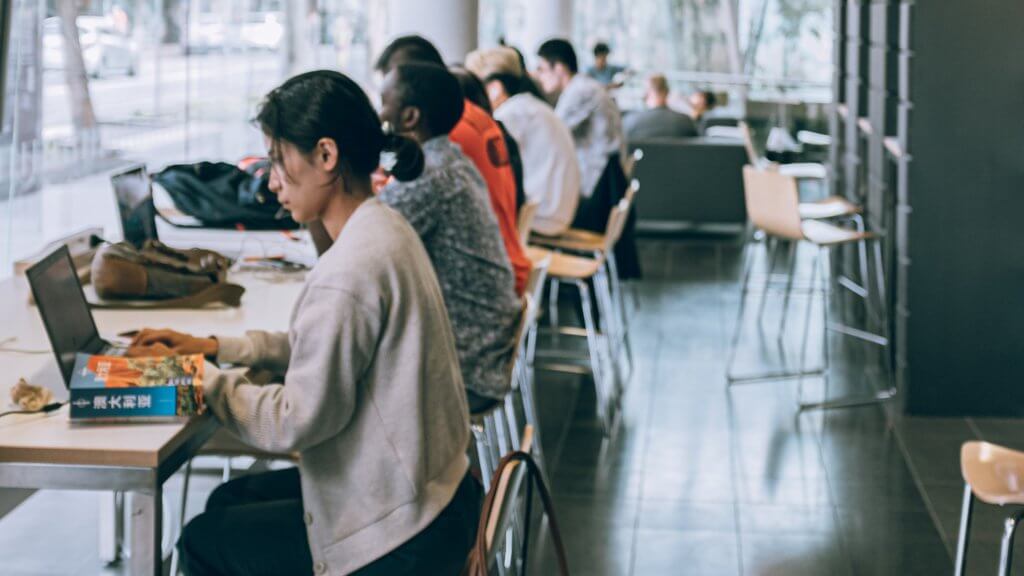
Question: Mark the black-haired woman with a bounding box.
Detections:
[131,70,480,576]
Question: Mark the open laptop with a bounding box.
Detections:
[111,164,159,248]
[26,245,126,387]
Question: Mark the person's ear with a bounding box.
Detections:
[400,106,421,133]
[315,137,340,173]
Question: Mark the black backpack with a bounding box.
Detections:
[153,161,299,230]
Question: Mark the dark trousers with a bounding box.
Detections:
[178,467,482,576]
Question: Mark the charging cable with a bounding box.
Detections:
[0,402,65,419]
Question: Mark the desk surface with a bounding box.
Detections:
[0,257,306,469]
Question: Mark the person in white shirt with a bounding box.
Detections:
[466,46,581,236]
[535,38,626,205]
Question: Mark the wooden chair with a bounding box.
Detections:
[528,199,631,435]
[956,441,1024,576]
[471,296,538,491]
[516,200,540,248]
[726,166,895,412]
[483,428,534,572]
[739,120,829,181]
[531,180,638,377]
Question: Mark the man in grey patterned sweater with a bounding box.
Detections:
[378,62,521,411]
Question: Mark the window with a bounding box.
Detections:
[0,0,386,279]
[479,0,832,108]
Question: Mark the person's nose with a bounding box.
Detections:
[268,168,282,194]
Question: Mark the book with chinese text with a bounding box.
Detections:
[68,353,206,421]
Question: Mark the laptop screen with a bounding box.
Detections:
[112,166,158,248]
[26,246,105,386]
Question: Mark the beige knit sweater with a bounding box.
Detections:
[203,198,470,575]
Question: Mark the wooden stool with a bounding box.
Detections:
[956,441,1024,576]
[726,166,895,412]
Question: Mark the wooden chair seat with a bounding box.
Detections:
[961,441,1024,506]
[526,246,601,281]
[801,219,874,246]
[798,196,862,220]
[530,229,604,253]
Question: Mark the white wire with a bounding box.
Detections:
[0,337,48,355]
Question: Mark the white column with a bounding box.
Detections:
[522,0,573,66]
[388,0,479,63]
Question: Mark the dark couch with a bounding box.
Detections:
[627,137,748,231]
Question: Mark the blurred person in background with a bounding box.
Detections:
[585,41,627,89]
[466,47,580,236]
[624,74,698,141]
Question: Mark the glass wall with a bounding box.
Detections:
[480,0,832,108]
[0,0,386,279]
[1,0,833,277]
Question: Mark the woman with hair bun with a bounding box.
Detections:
[130,70,480,576]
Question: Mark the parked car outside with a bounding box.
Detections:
[43,16,138,78]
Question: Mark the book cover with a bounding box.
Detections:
[68,353,206,421]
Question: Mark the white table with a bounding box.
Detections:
[0,263,306,575]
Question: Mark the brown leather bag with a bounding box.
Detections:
[463,450,569,576]
[90,241,244,309]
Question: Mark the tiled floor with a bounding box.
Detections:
[2,235,1024,575]
[527,235,1024,576]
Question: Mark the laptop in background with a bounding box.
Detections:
[26,245,125,387]
[111,165,158,248]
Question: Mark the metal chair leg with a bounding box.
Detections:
[595,268,626,395]
[795,248,822,406]
[728,237,826,385]
[999,510,1024,576]
[547,278,560,332]
[503,393,521,452]
[491,411,510,459]
[606,252,634,374]
[472,422,494,492]
[800,237,897,411]
[954,483,974,576]
[576,279,612,434]
[778,240,799,338]
[756,237,781,323]
[726,231,760,382]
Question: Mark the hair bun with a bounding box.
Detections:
[381,133,425,182]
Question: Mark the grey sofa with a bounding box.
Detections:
[627,137,747,231]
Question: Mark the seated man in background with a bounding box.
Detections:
[378,62,521,412]
[376,35,529,295]
[585,42,626,88]
[689,89,719,132]
[466,46,581,237]
[536,38,626,226]
[624,74,698,141]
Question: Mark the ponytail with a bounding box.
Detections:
[381,132,425,182]
[256,70,424,186]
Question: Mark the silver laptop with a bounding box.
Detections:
[26,245,125,387]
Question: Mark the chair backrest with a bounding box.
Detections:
[742,165,804,241]
[624,147,644,181]
[525,256,550,314]
[513,295,533,355]
[484,428,535,563]
[960,441,1024,506]
[503,295,534,390]
[516,201,539,248]
[738,121,760,167]
[601,187,635,253]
